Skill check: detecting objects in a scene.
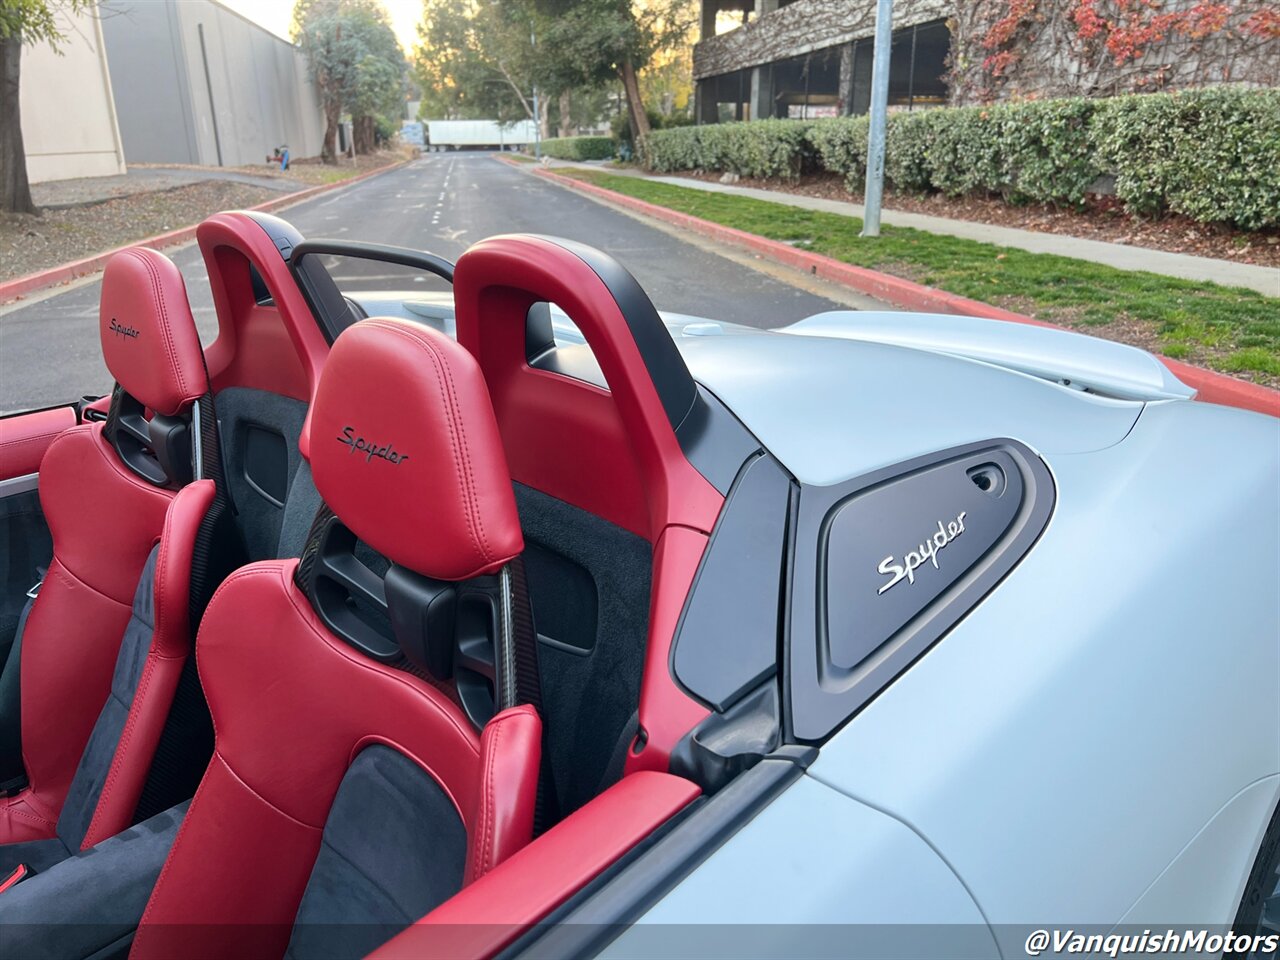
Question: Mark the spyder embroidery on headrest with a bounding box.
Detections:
[337,426,410,465]
[109,319,140,340]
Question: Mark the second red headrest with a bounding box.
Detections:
[308,318,524,582]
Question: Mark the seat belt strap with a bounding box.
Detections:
[507,556,560,834]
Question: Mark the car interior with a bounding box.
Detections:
[0,210,792,958]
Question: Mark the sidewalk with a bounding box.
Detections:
[547,160,1279,298]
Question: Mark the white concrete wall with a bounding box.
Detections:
[20,9,125,183]
[102,0,325,167]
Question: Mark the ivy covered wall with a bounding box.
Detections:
[947,0,1278,104]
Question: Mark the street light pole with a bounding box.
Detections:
[531,24,541,161]
[533,87,541,160]
[861,0,893,238]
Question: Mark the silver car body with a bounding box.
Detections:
[609,310,1280,951]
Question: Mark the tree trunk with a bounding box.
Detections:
[538,94,550,142]
[322,99,341,165]
[0,36,37,215]
[558,89,573,138]
[351,114,375,155]
[619,55,649,143]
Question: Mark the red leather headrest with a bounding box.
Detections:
[309,318,524,581]
[99,248,207,416]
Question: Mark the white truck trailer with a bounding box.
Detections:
[424,119,538,151]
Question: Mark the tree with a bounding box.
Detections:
[0,0,89,214]
[293,0,406,162]
[535,0,693,143]
[415,0,546,127]
[344,7,405,154]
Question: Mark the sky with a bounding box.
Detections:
[218,0,423,53]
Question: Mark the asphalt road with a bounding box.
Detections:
[1,153,858,413]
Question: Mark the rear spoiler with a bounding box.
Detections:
[781,311,1196,403]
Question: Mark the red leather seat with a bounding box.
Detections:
[0,247,220,862]
[132,318,542,960]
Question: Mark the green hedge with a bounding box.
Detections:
[642,119,815,180]
[537,136,615,161]
[639,87,1280,229]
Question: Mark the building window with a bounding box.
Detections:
[776,47,842,119]
[853,19,950,115]
[696,18,951,123]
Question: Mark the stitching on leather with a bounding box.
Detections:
[0,431,64,452]
[4,805,56,830]
[40,562,130,614]
[485,718,504,874]
[155,516,172,653]
[419,332,492,563]
[40,426,175,603]
[364,321,482,563]
[216,752,325,831]
[364,321,490,567]
[471,726,487,878]
[151,483,209,658]
[80,653,160,849]
[126,249,189,402]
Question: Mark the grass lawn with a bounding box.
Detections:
[554,168,1280,386]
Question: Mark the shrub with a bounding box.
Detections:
[641,119,814,180]
[640,87,1279,229]
[1094,87,1280,229]
[925,105,1003,198]
[995,97,1099,206]
[537,136,615,161]
[806,116,869,190]
[1091,93,1183,217]
[883,110,940,194]
[612,107,692,151]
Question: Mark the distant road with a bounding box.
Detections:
[1,152,855,412]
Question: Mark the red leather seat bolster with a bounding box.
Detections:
[466,704,540,886]
[0,406,76,480]
[370,771,702,960]
[10,425,175,828]
[78,480,215,850]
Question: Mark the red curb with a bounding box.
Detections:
[0,159,411,305]
[528,162,1280,419]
